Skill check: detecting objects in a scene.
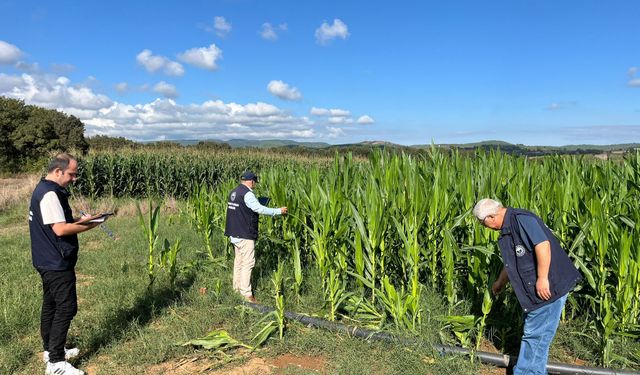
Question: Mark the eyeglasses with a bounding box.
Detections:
[481,215,492,226]
[65,171,78,177]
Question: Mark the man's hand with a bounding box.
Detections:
[280,207,288,215]
[536,277,551,300]
[534,240,552,300]
[491,267,509,296]
[491,280,506,296]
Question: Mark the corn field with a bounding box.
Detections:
[76,148,640,366]
[71,149,333,198]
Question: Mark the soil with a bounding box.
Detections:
[480,364,507,375]
[266,353,326,372]
[145,353,327,374]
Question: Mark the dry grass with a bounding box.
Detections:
[0,175,39,212]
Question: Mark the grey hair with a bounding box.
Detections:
[473,198,503,221]
[47,153,76,173]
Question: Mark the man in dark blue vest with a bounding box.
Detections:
[224,171,287,302]
[29,154,105,375]
[473,198,582,375]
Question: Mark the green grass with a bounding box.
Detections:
[0,200,483,374]
[1,198,630,374]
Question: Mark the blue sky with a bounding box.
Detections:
[1,0,639,145]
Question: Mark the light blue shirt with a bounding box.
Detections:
[230,188,281,244]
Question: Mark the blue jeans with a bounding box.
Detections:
[513,293,568,375]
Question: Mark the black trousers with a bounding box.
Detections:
[38,269,78,363]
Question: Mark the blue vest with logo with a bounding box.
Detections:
[224,184,259,240]
[498,208,582,312]
[29,179,79,271]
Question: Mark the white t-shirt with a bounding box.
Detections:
[40,191,66,225]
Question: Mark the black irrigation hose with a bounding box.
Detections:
[245,302,639,375]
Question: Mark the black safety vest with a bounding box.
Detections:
[224,184,259,240]
[29,179,79,271]
[498,208,582,312]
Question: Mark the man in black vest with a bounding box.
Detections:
[29,154,105,375]
[224,171,287,302]
[473,198,581,375]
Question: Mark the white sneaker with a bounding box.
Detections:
[45,361,85,375]
[43,347,80,363]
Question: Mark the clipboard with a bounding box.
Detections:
[87,212,114,223]
[258,197,270,206]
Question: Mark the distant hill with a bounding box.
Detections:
[537,143,640,152]
[225,139,330,148]
[141,138,329,148]
[412,141,640,153]
[359,140,404,147]
[135,137,639,155]
[412,140,514,148]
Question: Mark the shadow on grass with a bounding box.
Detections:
[76,274,195,364]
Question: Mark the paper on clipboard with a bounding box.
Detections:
[88,213,114,223]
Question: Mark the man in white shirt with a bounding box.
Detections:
[224,171,287,302]
[29,154,102,375]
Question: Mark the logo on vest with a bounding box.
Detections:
[230,192,236,201]
[515,245,526,257]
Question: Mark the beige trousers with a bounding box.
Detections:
[232,239,255,297]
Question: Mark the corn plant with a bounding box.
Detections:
[74,147,640,365]
[182,329,252,351]
[136,200,161,285]
[187,184,219,259]
[252,262,287,346]
[160,238,182,287]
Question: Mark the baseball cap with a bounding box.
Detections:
[240,171,258,182]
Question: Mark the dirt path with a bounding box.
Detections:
[145,353,327,374]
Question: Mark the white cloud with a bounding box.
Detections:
[84,99,317,141]
[0,73,113,116]
[260,23,287,41]
[310,107,372,127]
[15,61,39,73]
[0,72,365,142]
[315,19,349,45]
[260,23,278,41]
[327,127,345,138]
[164,61,184,76]
[627,67,640,87]
[310,107,329,116]
[0,40,24,64]
[214,16,232,38]
[546,101,577,110]
[267,80,302,101]
[0,73,24,92]
[310,107,350,117]
[328,116,353,124]
[178,44,222,71]
[114,82,128,94]
[136,49,184,76]
[153,81,179,98]
[357,115,375,124]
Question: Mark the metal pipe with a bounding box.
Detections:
[245,302,639,375]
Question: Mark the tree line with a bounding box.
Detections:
[0,97,235,173]
[0,97,88,173]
